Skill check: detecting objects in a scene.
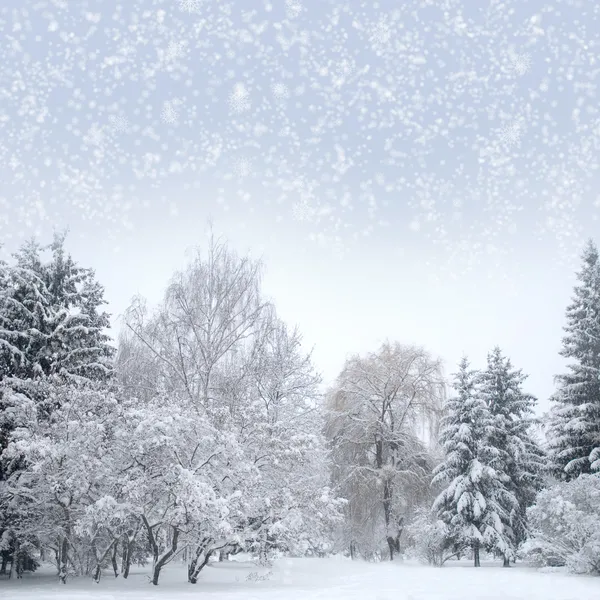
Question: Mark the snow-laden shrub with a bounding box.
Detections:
[405,509,455,567]
[524,474,600,574]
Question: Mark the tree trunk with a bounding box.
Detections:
[188,541,213,584]
[350,541,356,560]
[258,533,272,566]
[121,529,137,579]
[59,536,69,583]
[0,554,8,575]
[92,540,101,583]
[121,537,128,576]
[92,540,116,583]
[123,544,132,579]
[473,542,480,568]
[393,518,404,559]
[111,542,119,577]
[393,531,402,560]
[258,520,271,566]
[258,546,269,566]
[503,555,510,568]
[382,476,395,561]
[8,540,18,580]
[92,564,102,583]
[147,525,179,586]
[386,536,396,561]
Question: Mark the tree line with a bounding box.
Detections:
[327,240,600,572]
[1,235,599,583]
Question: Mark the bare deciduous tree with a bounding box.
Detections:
[326,342,444,561]
[122,233,269,413]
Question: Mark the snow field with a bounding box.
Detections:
[1,557,599,600]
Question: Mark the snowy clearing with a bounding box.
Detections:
[1,557,598,600]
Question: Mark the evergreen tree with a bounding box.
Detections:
[12,234,114,382]
[433,357,516,567]
[478,347,544,564]
[0,235,115,572]
[548,239,600,479]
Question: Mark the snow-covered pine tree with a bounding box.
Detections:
[433,357,517,567]
[0,234,114,387]
[1,236,114,470]
[0,235,115,573]
[477,347,544,565]
[547,239,600,479]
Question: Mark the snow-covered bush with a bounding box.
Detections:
[524,475,600,574]
[405,509,455,567]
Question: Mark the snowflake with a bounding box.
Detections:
[511,53,532,76]
[285,0,302,19]
[161,101,179,125]
[332,59,356,87]
[229,83,251,113]
[108,115,129,133]
[369,18,393,54]
[337,59,354,77]
[84,124,105,147]
[234,157,252,178]
[500,120,523,147]
[165,41,185,61]
[179,0,201,13]
[271,83,290,100]
[291,199,315,222]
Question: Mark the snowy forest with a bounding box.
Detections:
[1,234,599,588]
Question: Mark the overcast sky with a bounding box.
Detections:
[2,0,599,413]
[0,194,582,416]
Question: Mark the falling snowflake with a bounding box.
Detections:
[285,0,302,19]
[229,83,251,113]
[234,157,252,178]
[291,199,315,222]
[511,53,532,76]
[161,101,179,125]
[165,41,185,62]
[179,0,202,13]
[271,83,290,100]
[84,124,105,147]
[369,18,393,54]
[500,120,524,147]
[108,115,129,134]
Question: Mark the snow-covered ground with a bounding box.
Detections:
[1,557,598,600]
